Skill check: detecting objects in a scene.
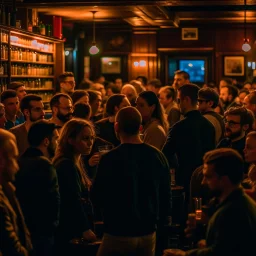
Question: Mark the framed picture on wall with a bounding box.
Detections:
[182,28,198,40]
[224,56,245,76]
[101,57,121,74]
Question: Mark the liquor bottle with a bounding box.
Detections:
[27,20,33,32]
[39,21,46,35]
[32,17,39,34]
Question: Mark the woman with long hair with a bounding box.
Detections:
[136,91,168,150]
[52,118,97,253]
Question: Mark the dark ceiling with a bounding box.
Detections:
[19,0,256,27]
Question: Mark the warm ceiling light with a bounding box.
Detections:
[89,11,99,55]
[242,0,251,52]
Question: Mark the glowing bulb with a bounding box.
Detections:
[89,45,99,55]
[65,50,69,56]
[242,39,251,52]
[134,61,139,67]
[139,60,146,67]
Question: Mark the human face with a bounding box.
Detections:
[60,77,76,94]
[90,94,102,116]
[16,86,27,100]
[121,87,136,102]
[56,97,73,123]
[244,135,256,163]
[219,80,228,89]
[1,139,19,182]
[117,97,131,111]
[201,163,222,197]
[47,129,59,158]
[3,97,19,118]
[173,74,188,90]
[197,99,211,113]
[159,91,172,108]
[136,96,154,123]
[177,91,187,115]
[243,83,252,91]
[115,78,122,89]
[239,92,248,105]
[224,115,243,139]
[243,95,256,114]
[76,95,89,105]
[72,126,95,155]
[0,106,7,129]
[220,87,229,103]
[26,100,45,122]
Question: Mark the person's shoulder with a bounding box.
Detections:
[9,122,25,133]
[95,117,109,124]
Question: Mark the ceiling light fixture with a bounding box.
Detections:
[242,0,251,52]
[89,11,100,55]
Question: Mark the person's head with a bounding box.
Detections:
[94,75,105,85]
[173,70,190,90]
[50,93,73,124]
[244,131,256,164]
[136,90,168,132]
[0,129,19,182]
[87,90,102,116]
[243,91,256,115]
[28,120,59,158]
[238,89,250,105]
[58,72,75,95]
[106,84,121,97]
[198,87,219,113]
[136,76,147,87]
[202,148,244,197]
[219,77,233,89]
[147,79,162,95]
[115,78,123,89]
[224,107,254,140]
[158,86,176,108]
[0,90,19,119]
[0,103,7,129]
[9,81,27,100]
[105,94,130,117]
[243,82,252,91]
[121,84,138,104]
[73,102,92,120]
[90,83,106,98]
[20,94,45,122]
[71,90,89,105]
[115,106,142,140]
[220,85,238,104]
[130,80,146,94]
[177,83,200,115]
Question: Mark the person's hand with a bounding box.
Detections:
[82,229,97,242]
[88,153,100,167]
[163,249,186,256]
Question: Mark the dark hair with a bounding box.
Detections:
[198,87,219,109]
[174,70,190,80]
[106,84,121,94]
[224,106,255,129]
[73,102,91,120]
[222,85,239,99]
[1,89,17,102]
[8,81,25,90]
[148,79,162,89]
[239,88,250,96]
[203,148,244,185]
[58,72,74,83]
[116,106,142,135]
[220,77,233,86]
[71,90,89,104]
[105,94,126,116]
[178,83,200,105]
[138,90,169,132]
[19,94,42,113]
[136,76,148,86]
[87,90,101,105]
[28,120,57,147]
[50,93,72,110]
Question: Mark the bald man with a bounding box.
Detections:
[92,106,171,256]
[121,84,138,106]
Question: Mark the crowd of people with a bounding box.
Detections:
[0,70,256,256]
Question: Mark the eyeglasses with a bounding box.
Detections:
[223,119,241,128]
[198,99,210,103]
[63,81,75,85]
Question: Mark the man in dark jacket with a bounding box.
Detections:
[15,120,60,256]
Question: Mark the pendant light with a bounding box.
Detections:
[89,11,100,55]
[242,0,251,52]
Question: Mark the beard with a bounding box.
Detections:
[57,112,72,123]
[225,128,243,140]
[30,115,44,122]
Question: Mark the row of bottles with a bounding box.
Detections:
[0,78,7,92]
[18,78,53,89]
[0,63,7,75]
[11,64,53,76]
[1,44,8,60]
[11,48,53,62]
[10,35,54,52]
[0,31,8,43]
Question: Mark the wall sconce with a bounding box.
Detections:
[133,60,146,67]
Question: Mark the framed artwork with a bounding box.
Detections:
[101,57,121,74]
[224,56,245,76]
[182,28,198,40]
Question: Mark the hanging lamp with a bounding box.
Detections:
[242,0,251,52]
[89,11,100,55]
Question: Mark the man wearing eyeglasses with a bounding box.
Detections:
[10,94,45,157]
[217,106,255,173]
[58,72,76,96]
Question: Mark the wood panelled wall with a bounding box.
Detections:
[69,23,256,85]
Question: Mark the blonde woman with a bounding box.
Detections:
[53,118,97,253]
